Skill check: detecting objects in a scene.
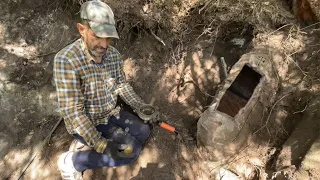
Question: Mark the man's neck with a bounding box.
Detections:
[93,56,103,63]
[87,49,103,64]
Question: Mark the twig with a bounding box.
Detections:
[210,24,221,57]
[196,19,217,42]
[34,51,58,58]
[285,51,308,76]
[171,43,185,65]
[281,123,289,137]
[292,96,312,114]
[253,94,291,135]
[196,29,210,41]
[47,117,63,145]
[293,104,308,114]
[268,24,295,35]
[150,29,165,46]
[300,22,320,30]
[198,0,214,14]
[17,154,37,180]
[260,108,265,126]
[17,117,63,180]
[306,49,320,61]
[184,80,215,98]
[128,21,141,31]
[306,44,320,47]
[209,143,251,172]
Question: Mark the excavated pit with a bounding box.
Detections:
[217,65,262,117]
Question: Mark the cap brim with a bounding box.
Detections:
[89,21,119,39]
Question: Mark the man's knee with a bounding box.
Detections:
[137,123,151,142]
[119,109,151,142]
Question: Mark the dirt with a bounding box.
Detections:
[1,0,320,179]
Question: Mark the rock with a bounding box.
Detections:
[276,97,320,170]
[182,133,195,141]
[184,136,195,141]
[231,38,246,48]
[180,145,191,161]
[197,51,278,159]
[171,135,176,140]
[293,170,311,180]
[300,133,320,171]
[197,109,239,147]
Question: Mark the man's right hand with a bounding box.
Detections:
[103,140,135,159]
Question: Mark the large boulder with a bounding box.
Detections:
[277,97,320,178]
[197,50,279,158]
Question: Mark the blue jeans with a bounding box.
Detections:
[71,109,151,172]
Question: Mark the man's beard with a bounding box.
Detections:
[88,48,104,58]
[87,44,107,58]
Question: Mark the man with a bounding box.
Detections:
[54,1,152,179]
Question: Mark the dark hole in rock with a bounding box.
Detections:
[217,65,262,117]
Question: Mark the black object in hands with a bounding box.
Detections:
[104,140,135,159]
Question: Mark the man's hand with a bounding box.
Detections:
[104,140,135,159]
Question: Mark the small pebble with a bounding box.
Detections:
[171,135,176,140]
[185,136,195,141]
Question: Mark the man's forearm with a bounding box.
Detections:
[94,137,108,153]
[60,107,108,153]
[118,83,144,110]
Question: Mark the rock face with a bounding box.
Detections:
[301,134,320,171]
[197,50,279,158]
[292,0,319,25]
[277,97,320,177]
[307,0,320,20]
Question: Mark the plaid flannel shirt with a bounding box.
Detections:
[54,38,144,153]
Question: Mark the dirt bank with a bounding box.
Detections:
[0,0,320,179]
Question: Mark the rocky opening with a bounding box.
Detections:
[217,65,262,117]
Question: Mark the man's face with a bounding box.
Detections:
[78,23,112,58]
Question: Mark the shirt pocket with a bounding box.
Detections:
[83,75,105,101]
[91,80,107,101]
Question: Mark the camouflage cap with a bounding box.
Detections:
[80,1,119,39]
